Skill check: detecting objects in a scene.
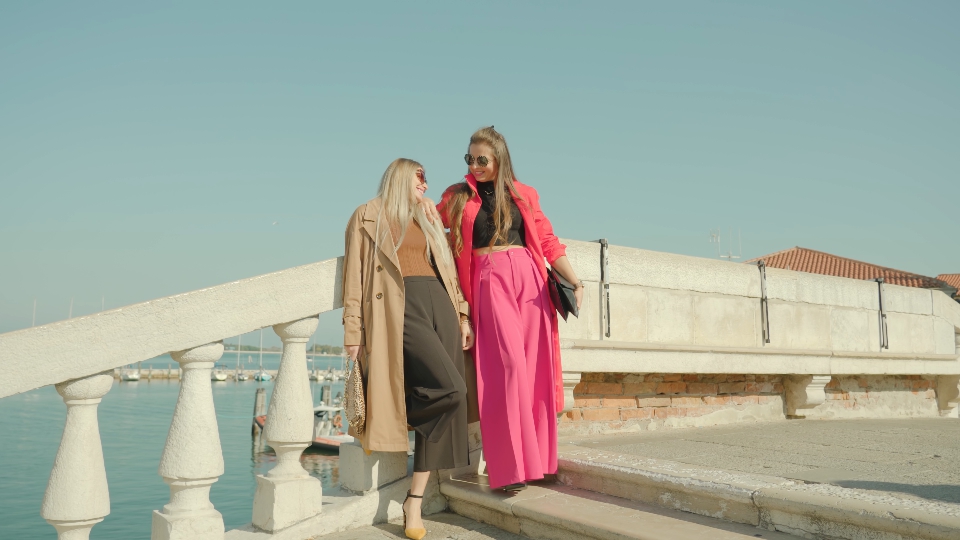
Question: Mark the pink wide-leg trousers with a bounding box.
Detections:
[472,248,557,489]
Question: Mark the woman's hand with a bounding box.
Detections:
[550,255,583,309]
[418,196,441,224]
[460,320,475,350]
[346,345,362,361]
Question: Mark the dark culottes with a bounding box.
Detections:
[403,276,470,472]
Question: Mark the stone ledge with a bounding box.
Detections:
[224,476,445,540]
[556,444,960,540]
[441,473,799,540]
[756,485,960,540]
[556,443,791,526]
[562,339,958,361]
[561,347,960,376]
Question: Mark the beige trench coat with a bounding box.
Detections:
[342,197,479,452]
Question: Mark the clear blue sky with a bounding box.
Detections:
[2,1,958,346]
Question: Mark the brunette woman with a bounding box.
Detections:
[342,158,474,539]
[436,127,583,491]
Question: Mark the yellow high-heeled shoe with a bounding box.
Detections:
[402,490,427,540]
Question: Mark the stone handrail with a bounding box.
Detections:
[0,257,343,399]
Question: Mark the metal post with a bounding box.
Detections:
[757,260,770,344]
[875,278,889,350]
[598,239,611,339]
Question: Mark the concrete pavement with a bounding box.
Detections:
[567,418,960,505]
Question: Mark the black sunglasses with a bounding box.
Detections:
[464,154,490,167]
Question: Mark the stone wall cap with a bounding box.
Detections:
[561,339,958,362]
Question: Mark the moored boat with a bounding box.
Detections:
[310,404,353,450]
[211,363,228,381]
[120,364,141,381]
[233,335,250,381]
[253,404,353,450]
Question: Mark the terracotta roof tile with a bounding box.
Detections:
[745,247,953,290]
[937,274,960,296]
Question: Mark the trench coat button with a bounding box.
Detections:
[376,293,383,299]
[376,265,383,272]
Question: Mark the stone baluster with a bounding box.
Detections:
[252,317,323,532]
[152,342,225,540]
[41,371,114,540]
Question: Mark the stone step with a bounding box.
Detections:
[556,443,960,540]
[441,473,799,540]
[315,511,527,540]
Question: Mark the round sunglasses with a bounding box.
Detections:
[464,154,491,167]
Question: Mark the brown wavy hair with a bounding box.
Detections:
[440,126,526,256]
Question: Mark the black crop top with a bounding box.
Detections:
[472,181,526,248]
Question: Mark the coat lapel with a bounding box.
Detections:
[462,175,480,252]
[359,198,402,273]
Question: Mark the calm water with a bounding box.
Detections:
[129,350,345,373]
[0,353,346,539]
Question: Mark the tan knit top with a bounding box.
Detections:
[397,220,435,277]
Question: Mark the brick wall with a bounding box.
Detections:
[560,373,784,435]
[559,373,942,435]
[811,375,939,419]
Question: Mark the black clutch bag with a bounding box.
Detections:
[547,266,579,321]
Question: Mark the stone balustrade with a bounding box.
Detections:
[1,257,343,538]
[1,241,959,539]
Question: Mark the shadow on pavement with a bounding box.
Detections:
[835,481,960,504]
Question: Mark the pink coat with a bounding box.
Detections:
[438,174,567,412]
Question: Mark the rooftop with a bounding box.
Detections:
[746,246,954,291]
[937,274,960,297]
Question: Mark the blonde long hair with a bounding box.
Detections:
[374,158,452,266]
[440,126,526,256]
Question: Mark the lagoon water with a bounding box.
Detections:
[0,353,346,539]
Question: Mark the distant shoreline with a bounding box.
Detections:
[222,350,344,357]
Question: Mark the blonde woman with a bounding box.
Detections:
[342,158,474,540]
